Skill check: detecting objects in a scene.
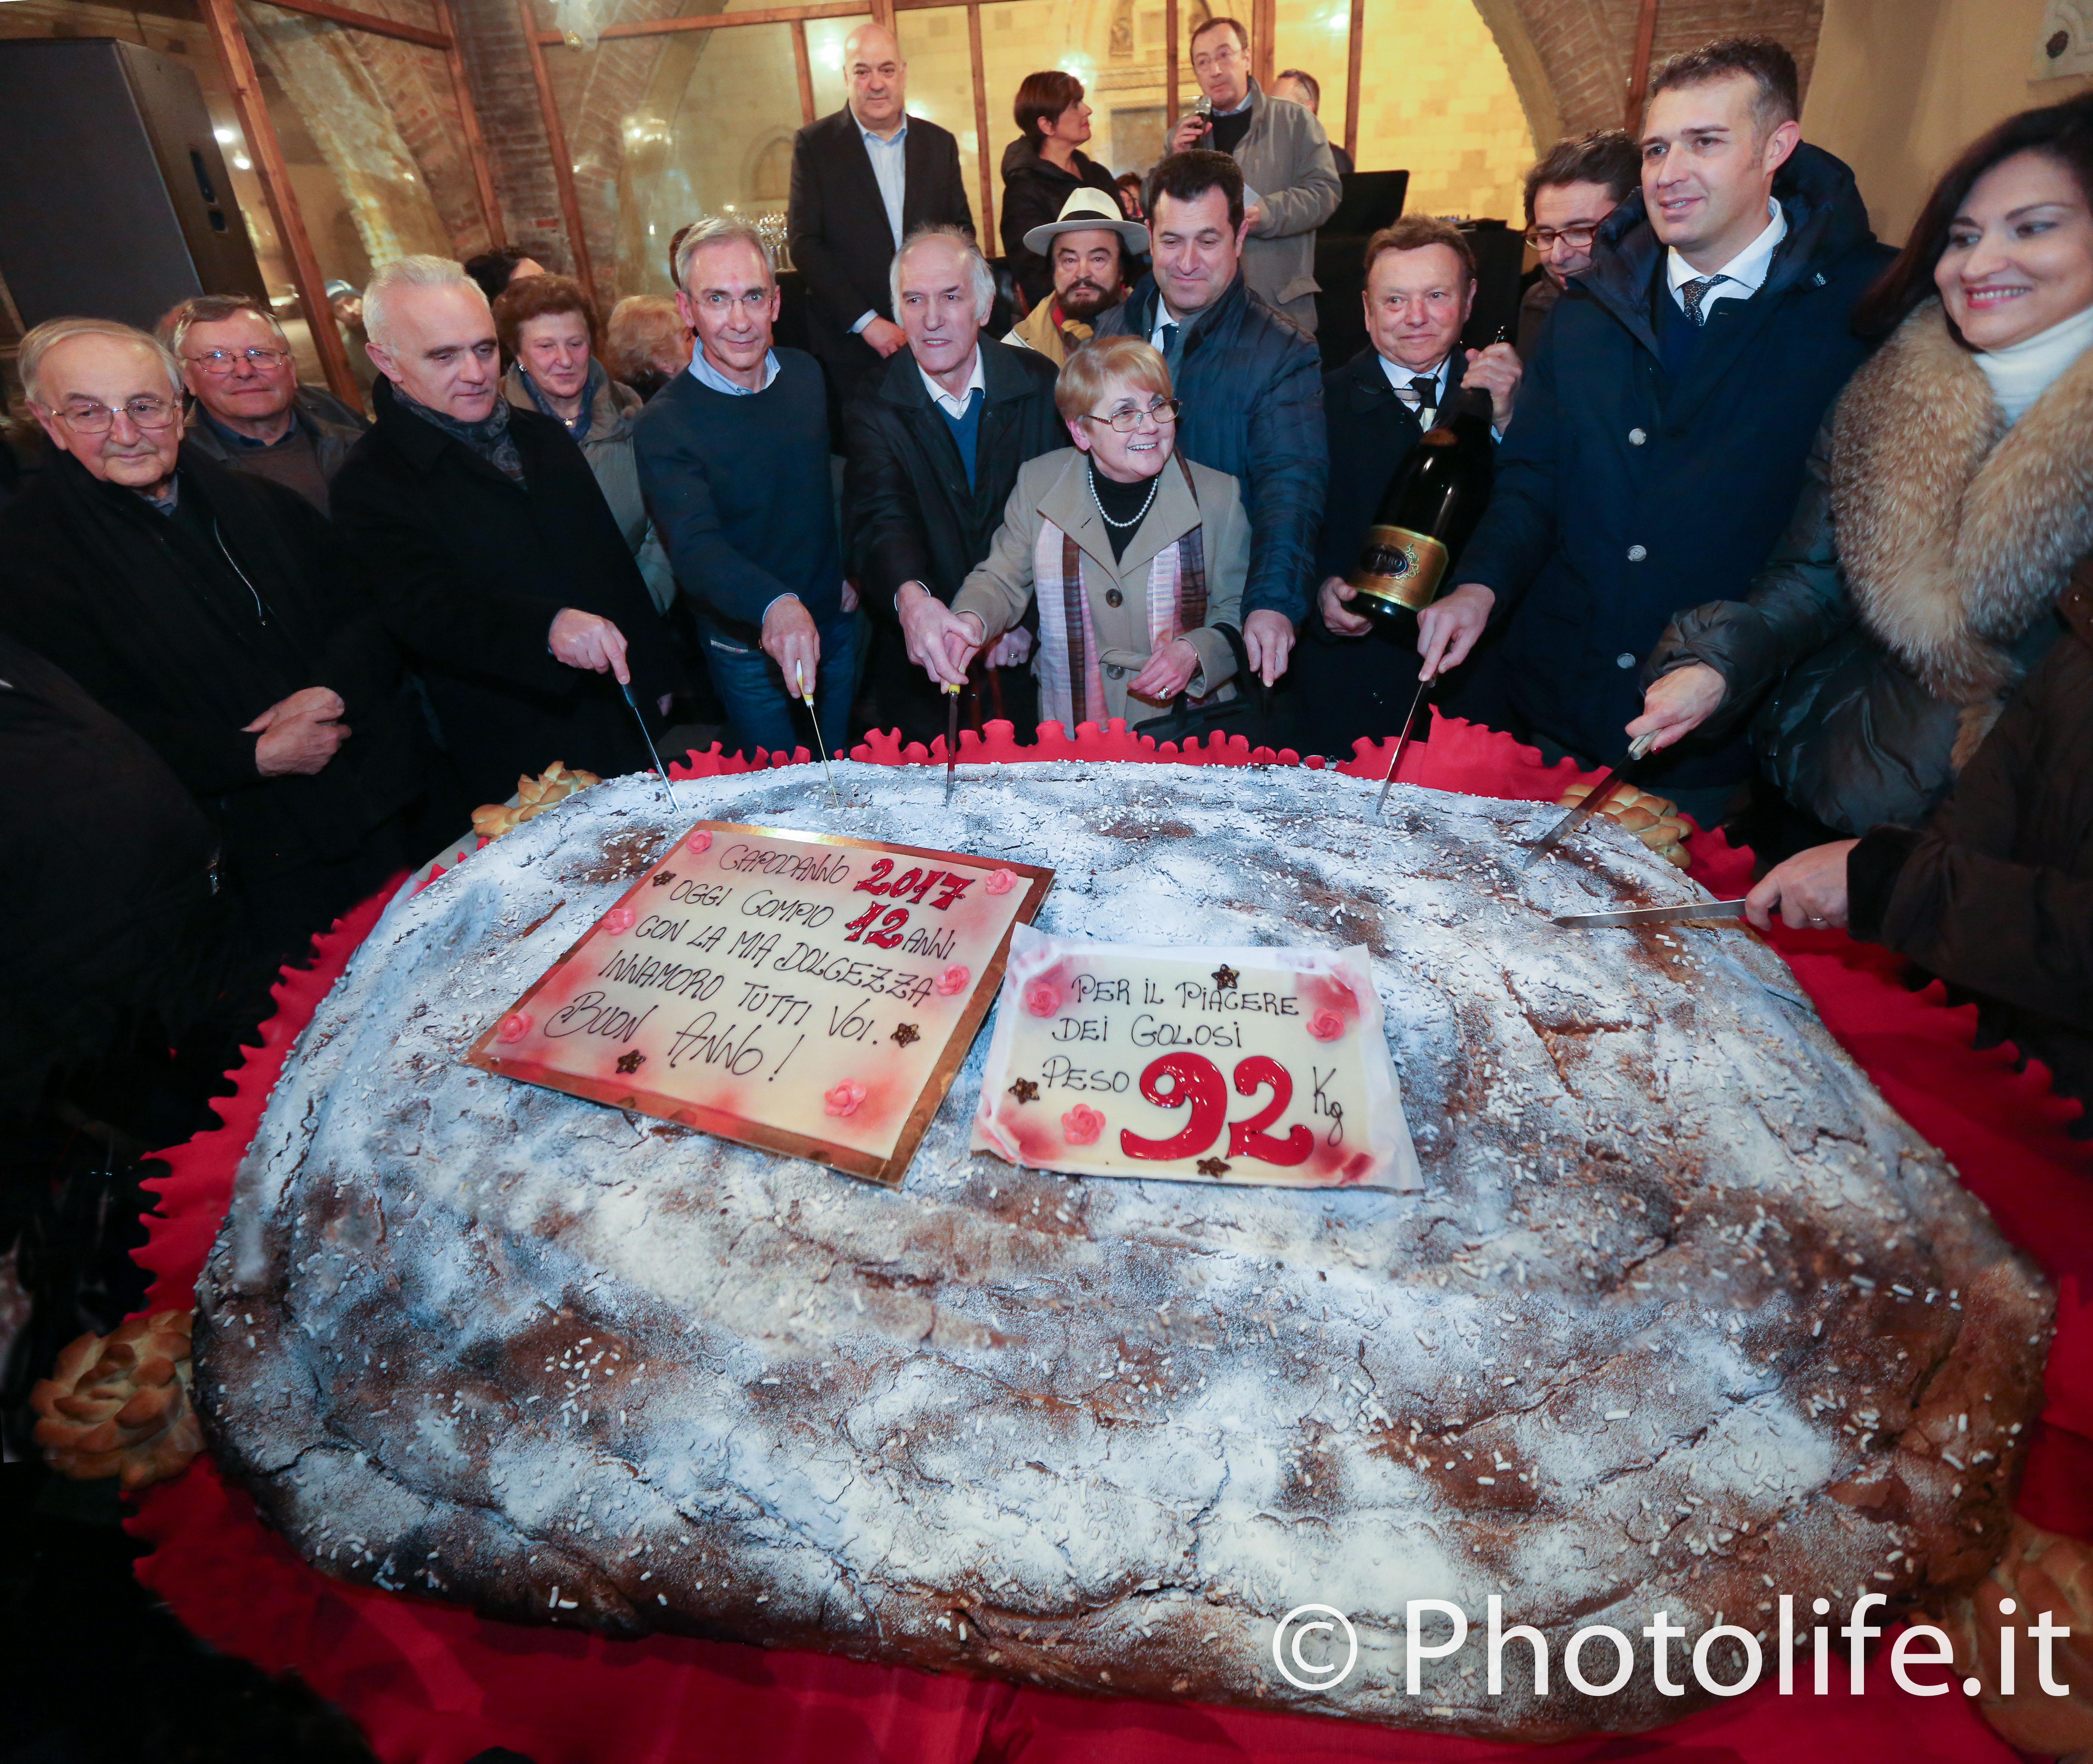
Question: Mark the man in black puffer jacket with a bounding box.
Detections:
[1423,39,1890,827]
[1095,150,1325,689]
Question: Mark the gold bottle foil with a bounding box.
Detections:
[1346,525,1450,615]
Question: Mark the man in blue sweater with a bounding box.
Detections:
[636,218,856,757]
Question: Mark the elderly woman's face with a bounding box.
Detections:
[517,311,592,399]
[1937,149,2093,351]
[1067,371,1178,483]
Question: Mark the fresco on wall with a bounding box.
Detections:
[2035,0,2093,79]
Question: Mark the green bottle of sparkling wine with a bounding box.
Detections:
[1344,380,1495,630]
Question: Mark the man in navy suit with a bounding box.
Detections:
[1290,216,1520,760]
[786,23,976,415]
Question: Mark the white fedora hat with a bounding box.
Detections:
[1021,187,1150,257]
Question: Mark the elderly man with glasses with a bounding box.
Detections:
[0,317,438,964]
[158,294,370,513]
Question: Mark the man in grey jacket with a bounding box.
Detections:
[1168,15,1340,333]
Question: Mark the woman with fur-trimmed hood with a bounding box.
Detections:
[1634,96,2093,840]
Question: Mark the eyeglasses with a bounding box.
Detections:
[1522,223,1600,251]
[1192,44,1243,69]
[184,346,291,374]
[45,395,181,434]
[1080,396,1181,432]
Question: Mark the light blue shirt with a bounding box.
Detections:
[687,347,782,396]
[850,112,910,336]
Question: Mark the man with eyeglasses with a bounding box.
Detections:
[0,317,437,962]
[1167,15,1339,334]
[1514,131,1640,358]
[158,294,369,514]
[845,225,1061,747]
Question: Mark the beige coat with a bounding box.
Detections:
[1002,298,1095,368]
[952,447,1249,723]
[502,361,675,611]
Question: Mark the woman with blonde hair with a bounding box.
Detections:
[605,294,693,402]
[908,336,1248,729]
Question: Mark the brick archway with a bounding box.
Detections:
[1476,0,1825,146]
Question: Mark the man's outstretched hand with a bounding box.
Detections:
[549,609,631,686]
[1417,583,1493,680]
[761,595,820,699]
[1242,609,1295,687]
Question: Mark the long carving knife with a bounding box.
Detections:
[1519,730,1657,870]
[1552,899,1746,929]
[943,680,961,806]
[617,676,676,810]
[1375,670,1433,816]
[794,660,840,805]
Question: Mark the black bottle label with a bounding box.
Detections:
[1346,525,1449,614]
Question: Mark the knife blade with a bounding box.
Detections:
[794,660,840,806]
[1375,670,1434,816]
[617,676,676,810]
[1553,898,1747,929]
[943,679,961,806]
[1519,730,1658,870]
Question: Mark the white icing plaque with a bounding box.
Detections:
[971,926,1419,1189]
[467,822,1052,1187]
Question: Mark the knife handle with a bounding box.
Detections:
[1626,730,1657,761]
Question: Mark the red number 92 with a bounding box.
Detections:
[1118,1052,1313,1166]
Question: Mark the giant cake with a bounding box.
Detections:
[192,761,2053,1738]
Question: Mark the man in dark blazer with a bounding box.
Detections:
[844,228,1061,747]
[787,23,975,415]
[1426,39,1891,829]
[329,257,679,808]
[1291,217,1519,761]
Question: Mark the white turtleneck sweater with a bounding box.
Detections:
[1975,300,2093,425]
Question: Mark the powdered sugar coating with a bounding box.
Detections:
[193,762,2050,1737]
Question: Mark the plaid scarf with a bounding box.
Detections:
[397,384,525,482]
[1033,455,1216,729]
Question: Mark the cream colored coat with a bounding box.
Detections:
[952,446,1249,723]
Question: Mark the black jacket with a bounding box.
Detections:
[1290,348,1483,760]
[0,446,426,881]
[181,383,370,509]
[1849,596,2093,1110]
[1455,143,1891,787]
[787,108,975,371]
[1095,272,1327,623]
[998,138,1129,309]
[843,343,1063,741]
[0,634,245,1108]
[330,380,680,807]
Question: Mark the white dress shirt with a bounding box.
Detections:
[1379,349,1452,419]
[1666,198,1787,319]
[850,113,911,337]
[918,346,985,420]
[687,347,781,396]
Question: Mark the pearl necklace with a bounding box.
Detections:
[1089,461,1160,531]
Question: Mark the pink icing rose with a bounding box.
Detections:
[824,1079,868,1118]
[496,1011,533,1044]
[936,963,971,997]
[1024,979,1061,1017]
[1061,1104,1106,1146]
[601,905,637,935]
[686,828,712,854]
[984,868,1017,896]
[1307,1008,1345,1042]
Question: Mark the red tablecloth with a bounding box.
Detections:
[128,717,2092,1764]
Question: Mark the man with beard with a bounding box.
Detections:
[1004,188,1147,367]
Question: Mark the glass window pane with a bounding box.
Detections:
[887,7,986,232]
[1267,0,1348,159]
[551,19,823,299]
